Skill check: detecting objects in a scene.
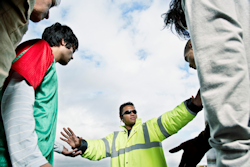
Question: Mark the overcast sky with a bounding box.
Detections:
[22,0,207,166]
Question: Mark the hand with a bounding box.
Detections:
[169,125,211,167]
[60,127,82,149]
[41,163,52,167]
[191,89,202,107]
[62,146,82,157]
[169,139,206,167]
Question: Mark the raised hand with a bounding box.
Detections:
[191,89,202,107]
[60,127,82,149]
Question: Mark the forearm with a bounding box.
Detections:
[81,139,107,160]
[1,72,47,167]
[160,99,202,136]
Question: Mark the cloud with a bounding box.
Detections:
[21,0,207,166]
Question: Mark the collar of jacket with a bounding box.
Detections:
[119,118,142,132]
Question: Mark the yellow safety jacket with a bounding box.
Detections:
[82,102,197,167]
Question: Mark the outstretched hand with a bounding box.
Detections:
[61,146,82,157]
[60,127,82,149]
[169,138,206,167]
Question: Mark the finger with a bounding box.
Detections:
[60,137,70,144]
[64,127,72,136]
[71,150,82,157]
[169,145,183,153]
[61,132,69,139]
[67,149,76,154]
[68,127,76,136]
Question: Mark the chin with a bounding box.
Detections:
[30,18,41,23]
[59,61,68,66]
[30,13,42,22]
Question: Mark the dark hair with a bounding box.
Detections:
[162,0,189,39]
[119,102,134,118]
[42,22,79,52]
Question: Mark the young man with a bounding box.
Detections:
[163,0,250,166]
[60,94,203,167]
[0,0,61,91]
[0,22,79,167]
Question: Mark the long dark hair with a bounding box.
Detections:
[162,0,189,39]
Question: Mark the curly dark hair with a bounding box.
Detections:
[42,22,79,52]
[162,0,189,39]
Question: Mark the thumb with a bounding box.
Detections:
[169,144,183,153]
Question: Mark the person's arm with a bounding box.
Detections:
[54,142,64,154]
[169,124,211,167]
[147,90,202,141]
[60,127,113,160]
[182,1,250,166]
[1,72,49,167]
[54,141,81,157]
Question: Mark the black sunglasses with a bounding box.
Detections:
[121,110,137,116]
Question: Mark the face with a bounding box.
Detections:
[58,46,74,65]
[30,0,54,22]
[184,47,196,69]
[121,105,137,126]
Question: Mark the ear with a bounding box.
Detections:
[60,39,66,46]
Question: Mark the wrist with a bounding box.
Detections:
[185,98,203,114]
[191,96,202,107]
[77,139,88,154]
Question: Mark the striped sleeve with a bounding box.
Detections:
[147,101,197,142]
[82,132,114,161]
[1,71,48,167]
[159,101,196,137]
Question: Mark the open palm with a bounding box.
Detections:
[60,127,82,149]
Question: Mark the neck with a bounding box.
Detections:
[125,124,135,131]
[51,46,59,62]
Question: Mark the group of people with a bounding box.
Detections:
[0,0,81,166]
[0,0,249,167]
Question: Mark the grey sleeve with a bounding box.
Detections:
[54,142,64,154]
[1,71,48,167]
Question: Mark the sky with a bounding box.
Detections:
[22,0,207,166]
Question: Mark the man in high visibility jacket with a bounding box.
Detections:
[61,93,202,167]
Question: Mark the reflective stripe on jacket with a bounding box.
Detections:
[82,102,197,167]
